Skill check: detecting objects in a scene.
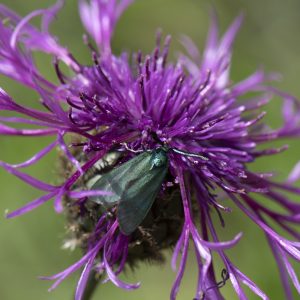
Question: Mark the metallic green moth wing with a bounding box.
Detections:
[90,151,152,206]
[117,149,168,235]
[90,148,169,235]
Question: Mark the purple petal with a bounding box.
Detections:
[0,124,57,136]
[279,247,300,294]
[201,232,243,250]
[235,268,269,300]
[287,161,300,184]
[79,0,134,53]
[75,256,96,300]
[68,190,113,198]
[54,189,64,213]
[6,192,56,218]
[9,140,58,168]
[103,254,140,290]
[218,14,243,56]
[0,161,55,191]
[58,132,83,174]
[170,226,189,300]
[10,9,45,49]
[267,236,294,300]
[171,226,185,271]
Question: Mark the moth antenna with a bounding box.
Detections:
[172,148,208,161]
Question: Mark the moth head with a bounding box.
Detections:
[150,147,168,168]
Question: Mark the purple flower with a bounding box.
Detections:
[1,1,300,299]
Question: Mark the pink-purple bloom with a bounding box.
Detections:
[1,1,300,300]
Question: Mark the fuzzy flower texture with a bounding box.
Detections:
[2,1,300,300]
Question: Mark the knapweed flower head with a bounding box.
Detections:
[1,1,300,299]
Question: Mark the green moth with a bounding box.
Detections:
[90,147,169,235]
[90,146,207,235]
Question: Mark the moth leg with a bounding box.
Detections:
[121,142,144,153]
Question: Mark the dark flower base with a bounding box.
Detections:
[60,147,184,269]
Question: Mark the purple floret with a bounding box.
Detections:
[1,1,300,299]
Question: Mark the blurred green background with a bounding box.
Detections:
[1,0,300,299]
